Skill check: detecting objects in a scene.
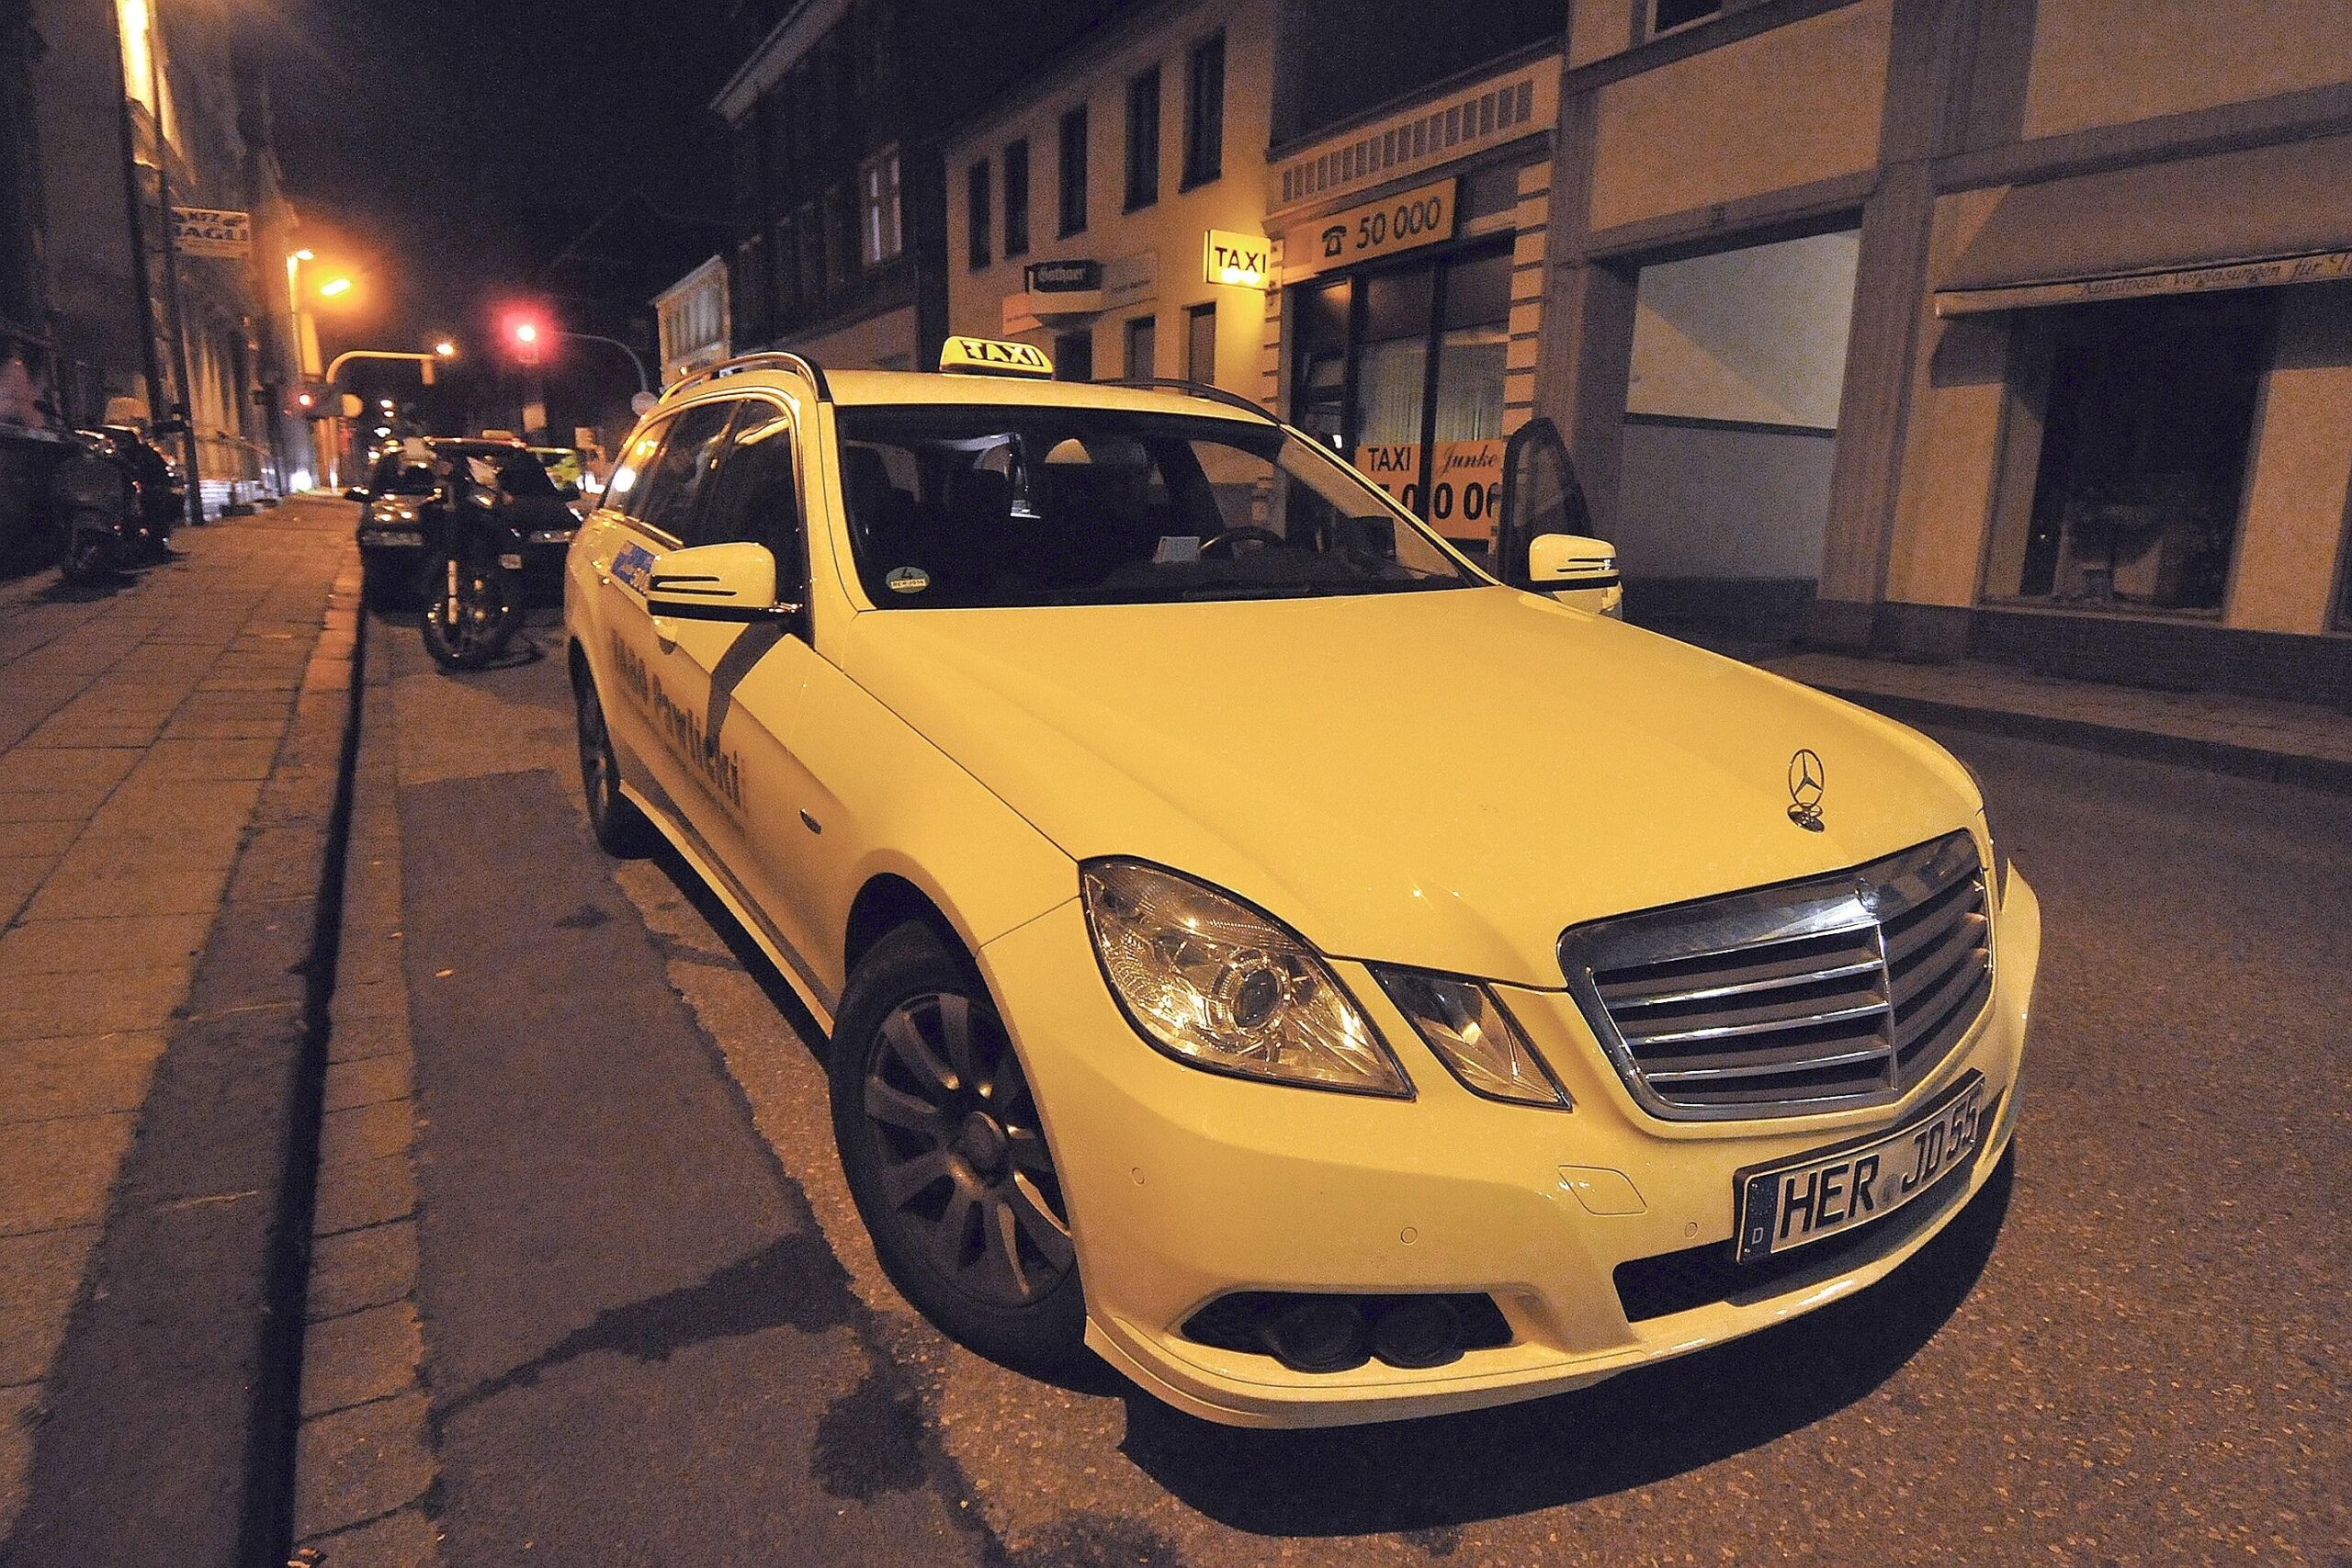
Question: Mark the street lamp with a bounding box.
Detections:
[317,276,354,299]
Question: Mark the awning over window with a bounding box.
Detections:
[1934,133,2352,316]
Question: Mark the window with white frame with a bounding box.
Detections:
[860,147,903,266]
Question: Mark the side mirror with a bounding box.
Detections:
[343,486,370,501]
[642,541,797,622]
[1527,533,1619,586]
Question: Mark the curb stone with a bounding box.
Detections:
[286,609,446,1567]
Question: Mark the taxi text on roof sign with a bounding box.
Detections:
[940,336,1055,378]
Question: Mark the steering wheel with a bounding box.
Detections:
[1199,525,1283,557]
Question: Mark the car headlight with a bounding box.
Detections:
[1371,969,1570,1108]
[1954,756,2013,899]
[1080,859,1409,1098]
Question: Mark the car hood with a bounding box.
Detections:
[840,587,1979,985]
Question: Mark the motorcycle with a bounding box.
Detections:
[51,420,185,584]
[417,463,526,670]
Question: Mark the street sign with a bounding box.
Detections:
[1203,230,1271,289]
[171,207,252,257]
[1283,179,1456,281]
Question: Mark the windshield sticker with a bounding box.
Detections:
[613,542,655,592]
[886,565,931,594]
[1153,536,1202,564]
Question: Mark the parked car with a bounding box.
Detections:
[347,437,578,604]
[562,339,2037,1428]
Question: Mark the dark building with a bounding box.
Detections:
[713,0,1122,372]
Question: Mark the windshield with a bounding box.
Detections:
[833,406,1476,608]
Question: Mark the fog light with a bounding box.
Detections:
[1371,1297,1464,1369]
[1258,1297,1370,1372]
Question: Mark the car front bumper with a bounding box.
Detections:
[977,869,2039,1427]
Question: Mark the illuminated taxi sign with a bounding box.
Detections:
[940,336,1054,378]
[1203,230,1271,290]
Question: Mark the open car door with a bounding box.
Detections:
[1495,417,1623,618]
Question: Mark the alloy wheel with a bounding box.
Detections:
[859,992,1074,1309]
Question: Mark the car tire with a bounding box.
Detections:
[572,667,656,857]
[830,923,1084,1371]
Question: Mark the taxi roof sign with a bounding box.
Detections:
[940,335,1054,378]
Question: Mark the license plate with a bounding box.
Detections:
[368,529,424,547]
[498,552,525,570]
[1734,1072,1987,1262]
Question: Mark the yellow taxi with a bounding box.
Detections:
[562,339,2037,1427]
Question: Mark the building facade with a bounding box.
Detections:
[714,0,1122,374]
[1262,43,1561,558]
[1539,0,2352,699]
[944,0,1275,404]
[25,0,300,508]
[654,254,732,385]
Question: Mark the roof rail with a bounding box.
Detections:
[1106,378,1272,420]
[666,351,831,403]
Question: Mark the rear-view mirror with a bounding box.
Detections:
[1527,533,1619,586]
[643,541,797,622]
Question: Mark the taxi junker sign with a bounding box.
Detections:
[171,207,252,258]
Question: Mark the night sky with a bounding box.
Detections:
[262,0,743,431]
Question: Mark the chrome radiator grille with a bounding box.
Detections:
[1558,832,1992,1120]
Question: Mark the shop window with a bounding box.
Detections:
[1125,314,1157,379]
[1431,247,1510,446]
[1286,241,1514,538]
[1186,302,1216,385]
[1290,276,1352,446]
[1183,33,1225,189]
[1989,291,2271,614]
[1004,139,1030,258]
[859,147,902,267]
[967,159,990,269]
[1054,329,1093,382]
[1059,105,1089,237]
[1125,68,1160,211]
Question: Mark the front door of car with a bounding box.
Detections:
[644,397,833,994]
[593,399,737,824]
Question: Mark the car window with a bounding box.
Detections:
[695,403,804,590]
[605,419,669,515]
[628,400,737,540]
[833,405,1473,608]
[371,455,435,495]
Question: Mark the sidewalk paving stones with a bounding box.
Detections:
[0,500,354,1557]
[1759,649,2352,789]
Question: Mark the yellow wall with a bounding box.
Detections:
[1568,0,1634,69]
[943,0,1276,396]
[2228,282,2352,635]
[1885,190,2010,609]
[1587,0,1891,233]
[2021,0,2352,141]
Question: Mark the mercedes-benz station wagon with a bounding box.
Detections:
[562,338,2037,1427]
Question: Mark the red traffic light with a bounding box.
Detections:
[503,313,546,366]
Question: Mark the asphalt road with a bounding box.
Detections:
[373,604,2348,1566]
